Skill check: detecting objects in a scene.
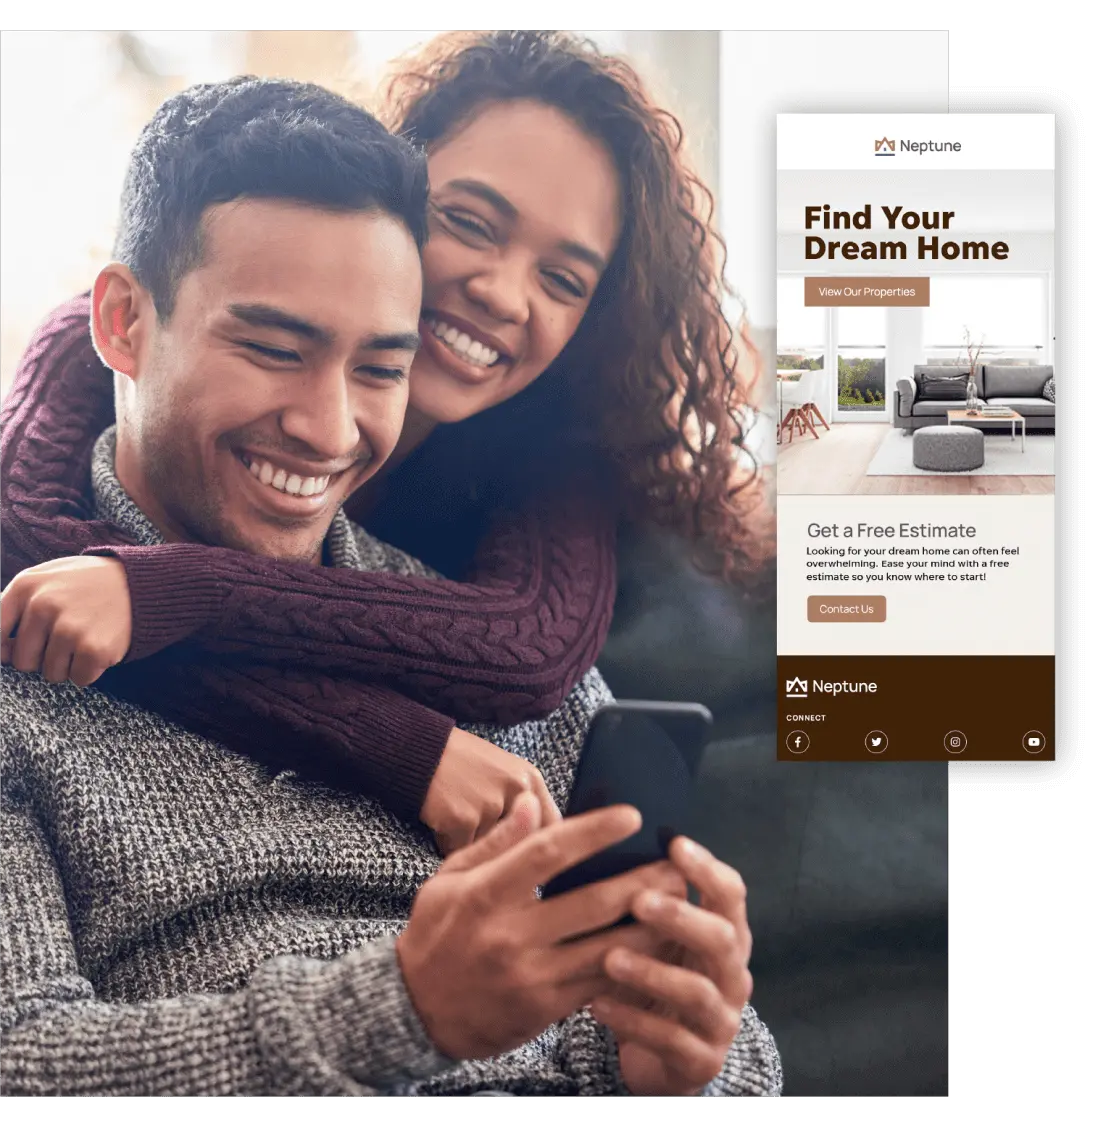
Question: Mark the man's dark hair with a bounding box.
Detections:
[112,76,429,317]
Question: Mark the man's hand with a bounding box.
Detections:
[591,837,754,1096]
[396,794,687,1061]
[420,727,560,855]
[0,557,132,686]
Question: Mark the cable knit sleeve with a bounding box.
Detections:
[100,487,616,724]
[0,294,619,724]
[0,294,127,586]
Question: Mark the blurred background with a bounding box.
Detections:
[0,29,946,1095]
[0,30,725,398]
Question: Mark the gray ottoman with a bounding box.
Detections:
[913,425,984,471]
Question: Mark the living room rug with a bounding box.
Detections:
[866,428,1055,476]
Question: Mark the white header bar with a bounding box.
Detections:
[777,114,1054,170]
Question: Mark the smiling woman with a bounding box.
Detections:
[377,32,767,569]
[407,99,622,428]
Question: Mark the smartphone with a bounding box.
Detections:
[542,700,712,900]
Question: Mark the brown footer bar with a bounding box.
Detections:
[777,655,1054,761]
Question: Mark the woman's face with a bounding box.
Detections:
[412,99,623,424]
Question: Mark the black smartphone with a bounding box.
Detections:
[542,700,712,900]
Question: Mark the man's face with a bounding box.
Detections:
[121,198,422,562]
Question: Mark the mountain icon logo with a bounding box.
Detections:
[875,137,895,156]
[785,677,808,698]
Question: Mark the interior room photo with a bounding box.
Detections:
[775,273,1055,495]
[774,165,1055,497]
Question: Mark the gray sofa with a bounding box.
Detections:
[893,364,1055,434]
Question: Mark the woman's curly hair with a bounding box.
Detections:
[379,31,774,583]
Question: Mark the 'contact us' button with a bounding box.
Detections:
[807,596,887,623]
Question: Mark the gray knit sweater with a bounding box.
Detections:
[0,430,782,1096]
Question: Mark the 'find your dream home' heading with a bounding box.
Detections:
[803,205,1010,262]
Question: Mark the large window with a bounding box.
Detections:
[777,277,887,421]
[776,276,825,377]
[923,275,1049,364]
[836,306,886,415]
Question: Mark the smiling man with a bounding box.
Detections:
[97,140,423,563]
[0,77,780,1097]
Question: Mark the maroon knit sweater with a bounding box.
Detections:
[0,294,617,822]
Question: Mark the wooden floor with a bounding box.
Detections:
[777,423,1055,495]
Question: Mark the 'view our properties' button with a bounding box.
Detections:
[807,596,887,623]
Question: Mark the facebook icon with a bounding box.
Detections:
[785,730,810,754]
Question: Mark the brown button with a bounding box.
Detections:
[807,596,887,623]
[803,277,930,307]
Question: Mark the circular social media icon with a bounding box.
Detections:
[785,730,810,754]
[944,730,967,754]
[1022,730,1046,754]
[865,730,888,754]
